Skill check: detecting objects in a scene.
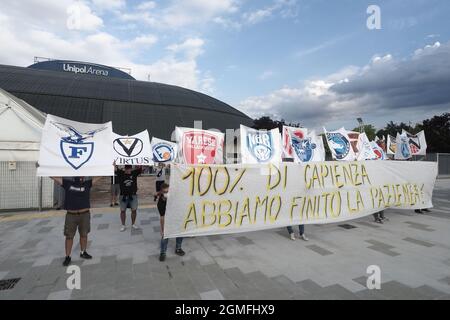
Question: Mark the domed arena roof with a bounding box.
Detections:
[0,64,253,140]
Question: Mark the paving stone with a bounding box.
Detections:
[38,226,54,234]
[312,284,359,300]
[200,289,224,300]
[378,281,428,300]
[356,221,380,228]
[365,240,400,256]
[36,220,51,226]
[97,224,109,230]
[47,289,72,300]
[296,279,323,295]
[2,197,450,300]
[415,285,448,299]
[305,244,333,256]
[235,236,254,246]
[404,221,435,232]
[402,237,434,247]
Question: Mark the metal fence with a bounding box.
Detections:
[0,161,54,211]
[436,153,450,176]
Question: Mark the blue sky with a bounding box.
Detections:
[1,0,449,130]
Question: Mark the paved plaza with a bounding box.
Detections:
[0,179,449,300]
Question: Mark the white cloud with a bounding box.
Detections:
[136,1,156,11]
[91,0,125,11]
[0,2,214,94]
[242,0,299,25]
[239,42,450,129]
[167,38,205,60]
[129,34,158,47]
[119,0,239,30]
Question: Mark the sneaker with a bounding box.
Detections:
[422,208,431,213]
[175,248,185,256]
[131,224,140,230]
[154,196,157,202]
[62,256,71,267]
[80,251,92,259]
[114,202,119,206]
[159,253,166,262]
[415,209,424,214]
[110,203,114,207]
[300,234,309,241]
[375,218,383,224]
[120,225,127,232]
[289,233,296,241]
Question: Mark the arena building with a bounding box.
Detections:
[0,59,253,140]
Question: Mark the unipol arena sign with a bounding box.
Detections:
[28,60,136,80]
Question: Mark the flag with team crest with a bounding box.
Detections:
[151,137,178,163]
[282,126,325,163]
[240,125,282,164]
[401,130,427,155]
[324,127,356,161]
[112,130,153,166]
[346,130,360,155]
[37,114,113,176]
[395,132,412,160]
[356,133,377,161]
[370,141,387,160]
[175,127,224,165]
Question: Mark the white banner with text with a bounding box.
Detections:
[164,161,437,238]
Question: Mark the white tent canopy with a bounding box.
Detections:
[0,88,46,161]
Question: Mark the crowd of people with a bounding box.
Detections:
[46,159,431,267]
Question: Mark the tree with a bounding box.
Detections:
[376,121,413,139]
[352,124,377,140]
[421,113,450,153]
[253,116,302,132]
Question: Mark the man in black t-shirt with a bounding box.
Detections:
[115,165,143,232]
[51,176,101,267]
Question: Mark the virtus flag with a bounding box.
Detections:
[112,130,153,166]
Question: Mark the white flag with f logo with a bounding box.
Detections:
[37,114,114,176]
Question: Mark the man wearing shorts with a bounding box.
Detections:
[51,176,101,267]
[116,165,142,232]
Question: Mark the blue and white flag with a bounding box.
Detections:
[282,126,325,163]
[37,114,114,177]
[356,133,377,161]
[240,125,282,164]
[151,137,178,163]
[395,132,412,160]
[324,127,356,161]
